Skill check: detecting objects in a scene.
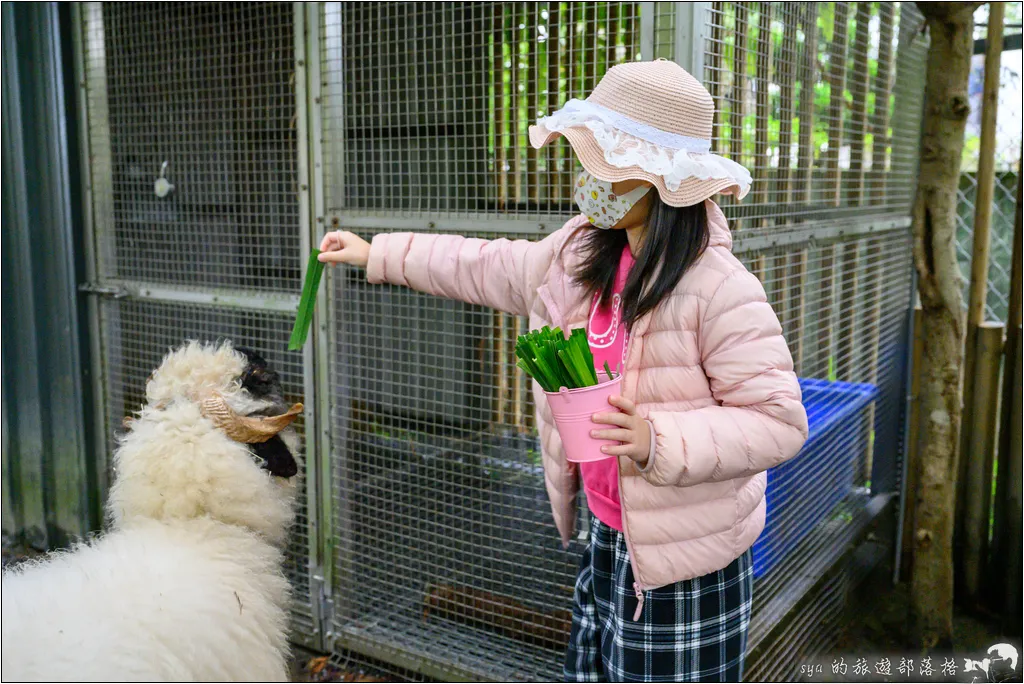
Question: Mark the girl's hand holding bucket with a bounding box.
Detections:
[591,395,651,468]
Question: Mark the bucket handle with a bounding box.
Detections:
[559,386,570,403]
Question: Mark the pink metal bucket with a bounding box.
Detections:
[544,374,623,463]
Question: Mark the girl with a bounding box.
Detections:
[319,60,808,683]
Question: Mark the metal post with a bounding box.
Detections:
[73,2,114,507]
[639,2,655,61]
[673,2,709,75]
[894,279,920,584]
[71,2,108,526]
[293,3,325,653]
[305,0,341,646]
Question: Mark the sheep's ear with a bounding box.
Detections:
[249,434,298,478]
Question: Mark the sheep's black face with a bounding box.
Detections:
[236,347,286,406]
[235,347,299,480]
[248,436,299,479]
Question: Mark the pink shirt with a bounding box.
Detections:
[581,244,634,532]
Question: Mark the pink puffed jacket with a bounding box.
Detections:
[366,200,809,591]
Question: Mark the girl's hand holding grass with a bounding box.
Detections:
[318,230,370,268]
[591,395,651,468]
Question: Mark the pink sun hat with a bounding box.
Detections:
[528,59,752,208]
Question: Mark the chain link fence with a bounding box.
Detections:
[957,3,1023,324]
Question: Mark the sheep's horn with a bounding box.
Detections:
[199,394,303,444]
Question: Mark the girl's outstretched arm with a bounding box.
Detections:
[642,266,809,487]
[320,225,577,318]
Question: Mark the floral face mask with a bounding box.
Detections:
[574,170,652,229]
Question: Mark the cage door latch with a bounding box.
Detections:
[78,282,129,299]
[154,161,175,198]
[311,570,335,643]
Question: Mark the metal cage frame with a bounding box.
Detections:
[72,2,929,680]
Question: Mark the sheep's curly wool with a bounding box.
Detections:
[1,341,301,682]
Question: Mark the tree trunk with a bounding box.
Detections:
[909,1,980,650]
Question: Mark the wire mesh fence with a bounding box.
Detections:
[319,2,928,680]
[78,1,318,647]
[704,1,923,232]
[956,4,1023,324]
[321,1,676,226]
[86,2,301,293]
[329,227,577,680]
[738,230,915,662]
[75,1,929,680]
[96,299,315,639]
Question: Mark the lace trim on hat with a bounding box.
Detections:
[555,99,713,153]
[537,99,752,196]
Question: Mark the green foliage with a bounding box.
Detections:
[818,3,835,44]
[488,1,909,190]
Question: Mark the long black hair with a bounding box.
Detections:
[565,192,709,329]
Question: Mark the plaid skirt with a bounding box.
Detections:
[564,516,754,683]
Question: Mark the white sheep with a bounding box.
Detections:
[1,341,304,682]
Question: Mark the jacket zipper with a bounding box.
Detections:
[568,297,650,620]
[618,324,648,620]
[619,496,648,620]
[632,582,646,621]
